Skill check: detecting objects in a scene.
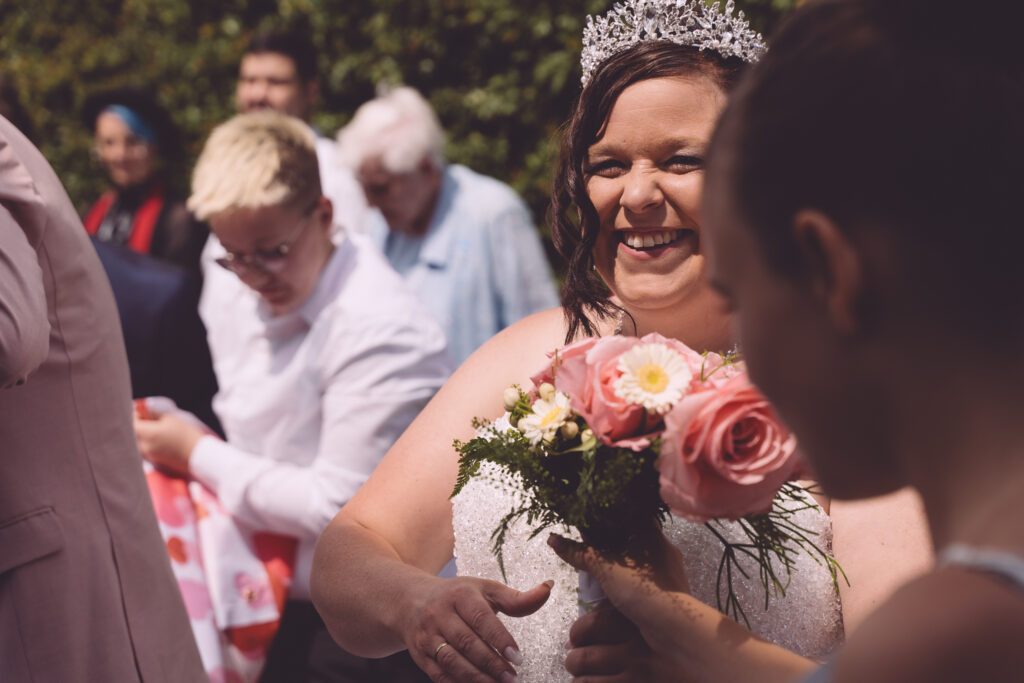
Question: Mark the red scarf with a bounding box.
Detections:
[83,184,166,255]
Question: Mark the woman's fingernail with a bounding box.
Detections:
[563,639,572,651]
[546,534,558,547]
[504,646,524,666]
[500,672,518,683]
[543,579,555,589]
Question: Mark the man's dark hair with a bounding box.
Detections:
[244,28,319,83]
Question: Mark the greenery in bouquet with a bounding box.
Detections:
[453,380,670,579]
[452,332,844,624]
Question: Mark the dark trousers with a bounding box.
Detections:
[259,600,431,683]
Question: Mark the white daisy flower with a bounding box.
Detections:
[518,392,573,446]
[613,343,693,414]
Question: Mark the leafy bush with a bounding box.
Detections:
[1,0,796,239]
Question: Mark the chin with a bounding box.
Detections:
[798,432,906,501]
[612,276,705,313]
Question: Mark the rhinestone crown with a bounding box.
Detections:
[581,0,767,86]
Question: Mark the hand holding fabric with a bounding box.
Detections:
[133,397,210,476]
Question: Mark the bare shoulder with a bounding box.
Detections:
[834,569,1024,683]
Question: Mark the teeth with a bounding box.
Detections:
[623,230,683,250]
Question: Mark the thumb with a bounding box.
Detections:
[547,534,650,617]
[489,579,554,617]
[547,533,599,575]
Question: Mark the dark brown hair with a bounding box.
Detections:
[551,41,745,343]
[245,28,319,83]
[711,0,1024,345]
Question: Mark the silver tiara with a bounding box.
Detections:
[581,0,767,86]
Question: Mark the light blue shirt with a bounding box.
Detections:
[370,164,560,365]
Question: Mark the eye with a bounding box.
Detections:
[664,155,704,172]
[585,159,627,179]
[255,244,290,262]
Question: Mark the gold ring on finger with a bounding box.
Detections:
[434,641,450,660]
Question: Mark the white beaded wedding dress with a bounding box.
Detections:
[453,462,844,681]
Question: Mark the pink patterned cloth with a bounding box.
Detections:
[138,398,296,682]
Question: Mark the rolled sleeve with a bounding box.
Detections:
[190,318,450,540]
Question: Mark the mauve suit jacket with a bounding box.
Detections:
[0,117,204,681]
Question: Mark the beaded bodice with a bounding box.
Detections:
[452,462,844,681]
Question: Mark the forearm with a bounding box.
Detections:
[644,591,817,682]
[189,437,361,538]
[311,515,439,657]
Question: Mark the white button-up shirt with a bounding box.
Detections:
[193,232,451,598]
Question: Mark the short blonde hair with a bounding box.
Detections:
[188,110,321,220]
[337,86,445,173]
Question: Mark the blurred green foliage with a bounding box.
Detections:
[0,0,796,227]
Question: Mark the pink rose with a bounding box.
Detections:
[658,373,801,521]
[538,333,704,450]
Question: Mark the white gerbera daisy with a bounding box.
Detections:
[518,392,573,446]
[614,343,692,414]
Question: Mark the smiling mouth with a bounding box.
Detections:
[619,229,694,251]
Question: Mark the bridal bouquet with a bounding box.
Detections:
[452,333,843,622]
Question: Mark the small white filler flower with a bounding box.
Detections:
[613,343,692,414]
[518,391,573,446]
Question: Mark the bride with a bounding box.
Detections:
[311,1,928,681]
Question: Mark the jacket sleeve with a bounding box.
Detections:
[0,205,49,388]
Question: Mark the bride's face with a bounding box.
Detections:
[587,76,726,315]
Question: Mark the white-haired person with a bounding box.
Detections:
[133,110,449,683]
[338,86,560,365]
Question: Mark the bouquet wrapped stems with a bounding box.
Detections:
[577,570,607,615]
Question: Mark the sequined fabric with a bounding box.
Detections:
[452,462,843,681]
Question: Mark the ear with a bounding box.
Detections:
[792,209,863,335]
[315,195,334,235]
[418,156,439,176]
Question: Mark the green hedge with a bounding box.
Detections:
[1,0,796,227]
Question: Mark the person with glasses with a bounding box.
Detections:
[133,110,450,682]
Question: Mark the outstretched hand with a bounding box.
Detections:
[403,574,553,682]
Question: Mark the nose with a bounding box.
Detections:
[109,141,130,164]
[240,80,270,108]
[620,167,665,215]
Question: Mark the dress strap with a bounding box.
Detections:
[939,544,1024,591]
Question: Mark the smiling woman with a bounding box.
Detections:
[585,76,723,324]
[307,4,928,679]
[81,87,208,272]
